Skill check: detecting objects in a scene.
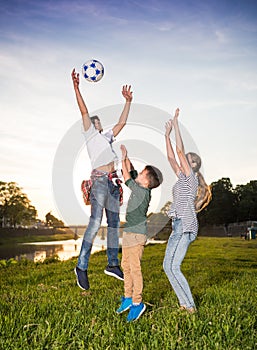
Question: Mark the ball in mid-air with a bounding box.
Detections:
[82,59,104,82]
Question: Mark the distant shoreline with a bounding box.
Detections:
[0,227,75,245]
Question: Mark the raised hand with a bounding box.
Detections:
[120,144,128,160]
[71,68,80,89]
[165,119,173,137]
[173,108,180,120]
[122,85,133,102]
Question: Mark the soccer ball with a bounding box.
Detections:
[82,59,104,83]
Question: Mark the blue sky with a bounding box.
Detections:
[1,0,257,224]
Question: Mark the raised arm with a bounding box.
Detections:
[173,108,185,153]
[120,145,134,182]
[165,119,180,176]
[173,108,191,176]
[71,68,91,131]
[112,85,133,137]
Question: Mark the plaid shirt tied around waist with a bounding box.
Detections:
[81,170,123,206]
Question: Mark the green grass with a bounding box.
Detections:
[0,237,257,349]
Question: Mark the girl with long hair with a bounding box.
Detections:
[163,108,211,313]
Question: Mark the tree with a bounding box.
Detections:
[45,212,64,227]
[147,201,172,239]
[160,201,172,215]
[198,178,237,226]
[0,181,37,227]
[234,181,257,221]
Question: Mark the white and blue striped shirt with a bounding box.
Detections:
[167,169,199,235]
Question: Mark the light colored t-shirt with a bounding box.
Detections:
[82,123,118,170]
[167,169,199,235]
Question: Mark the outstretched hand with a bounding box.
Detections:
[122,85,133,102]
[120,144,128,160]
[173,108,180,120]
[165,119,173,136]
[71,68,80,89]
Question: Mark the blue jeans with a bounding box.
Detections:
[163,218,196,309]
[77,175,120,270]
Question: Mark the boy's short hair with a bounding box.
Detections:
[145,165,163,189]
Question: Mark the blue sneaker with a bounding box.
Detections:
[127,303,146,321]
[104,265,124,281]
[116,297,132,314]
[74,267,89,290]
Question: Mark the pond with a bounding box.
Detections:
[0,236,110,263]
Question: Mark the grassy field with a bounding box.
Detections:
[0,237,257,349]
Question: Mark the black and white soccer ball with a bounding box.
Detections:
[82,59,104,83]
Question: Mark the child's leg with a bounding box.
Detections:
[117,246,133,314]
[129,243,145,304]
[163,219,196,309]
[121,246,133,298]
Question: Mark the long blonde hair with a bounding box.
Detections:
[195,171,212,212]
[186,152,212,212]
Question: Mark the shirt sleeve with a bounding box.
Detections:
[124,170,138,187]
[82,122,97,140]
[125,178,141,193]
[125,177,147,195]
[130,170,138,180]
[186,169,198,189]
[125,178,134,188]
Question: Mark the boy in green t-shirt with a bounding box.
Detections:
[117,145,163,321]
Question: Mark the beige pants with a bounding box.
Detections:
[121,232,147,304]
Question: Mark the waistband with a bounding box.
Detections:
[90,169,123,205]
[91,169,122,182]
[91,169,117,176]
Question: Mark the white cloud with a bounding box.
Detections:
[214,30,228,43]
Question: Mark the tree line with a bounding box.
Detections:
[198,178,257,227]
[0,182,37,227]
[0,178,256,228]
[0,181,63,228]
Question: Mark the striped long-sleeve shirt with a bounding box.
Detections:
[167,169,199,235]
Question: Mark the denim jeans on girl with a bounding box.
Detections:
[77,175,120,271]
[163,218,196,309]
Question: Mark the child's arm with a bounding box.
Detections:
[71,69,91,131]
[120,145,133,182]
[172,108,191,176]
[112,85,133,137]
[165,118,180,176]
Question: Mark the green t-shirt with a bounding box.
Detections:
[123,170,151,234]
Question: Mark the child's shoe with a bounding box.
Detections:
[116,297,132,314]
[104,265,124,281]
[127,302,146,321]
[74,267,89,290]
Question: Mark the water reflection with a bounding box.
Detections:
[25,237,108,262]
[0,230,164,263]
[0,236,110,263]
